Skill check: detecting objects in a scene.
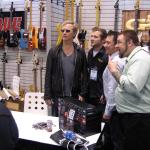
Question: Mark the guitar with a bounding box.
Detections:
[1,51,8,88]
[114,0,119,32]
[74,0,87,49]
[20,0,28,49]
[16,49,25,98]
[38,1,46,50]
[134,0,141,33]
[95,0,101,27]
[0,8,6,48]
[29,50,39,92]
[28,0,38,51]
[7,2,18,47]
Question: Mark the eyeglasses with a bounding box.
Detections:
[61,29,71,33]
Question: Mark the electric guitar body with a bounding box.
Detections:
[19,0,28,49]
[38,28,46,50]
[38,1,46,50]
[20,29,28,49]
[28,0,38,51]
[28,26,34,50]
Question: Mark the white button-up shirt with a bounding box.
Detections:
[103,52,125,116]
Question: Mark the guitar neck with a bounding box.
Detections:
[76,5,79,24]
[134,9,140,33]
[2,62,6,88]
[33,68,38,92]
[65,0,69,20]
[10,2,14,32]
[79,0,82,31]
[71,0,74,22]
[29,0,32,31]
[17,64,20,77]
[96,0,101,27]
[134,0,140,33]
[114,0,119,32]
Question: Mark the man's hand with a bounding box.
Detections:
[78,95,84,102]
[108,56,118,74]
[103,114,111,121]
[108,56,121,83]
[45,99,54,107]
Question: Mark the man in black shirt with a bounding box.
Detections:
[87,27,108,107]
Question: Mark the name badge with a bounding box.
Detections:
[90,69,97,81]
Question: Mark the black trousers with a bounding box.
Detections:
[110,111,124,150]
[118,112,150,150]
[51,98,59,117]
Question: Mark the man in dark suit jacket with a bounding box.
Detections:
[0,102,18,150]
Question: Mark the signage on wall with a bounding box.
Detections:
[0,11,24,31]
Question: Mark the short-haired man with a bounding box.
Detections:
[103,30,125,150]
[44,20,88,116]
[86,27,108,108]
[108,30,150,150]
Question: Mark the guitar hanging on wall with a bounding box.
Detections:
[114,0,119,32]
[38,1,46,50]
[20,0,28,49]
[1,51,8,88]
[74,0,87,49]
[7,2,18,47]
[16,49,25,98]
[29,49,39,92]
[28,0,38,51]
[134,0,141,33]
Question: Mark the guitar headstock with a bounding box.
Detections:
[1,52,8,63]
[114,0,119,9]
[76,0,80,6]
[96,0,100,8]
[25,0,29,11]
[134,0,140,10]
[39,1,45,12]
[10,2,15,13]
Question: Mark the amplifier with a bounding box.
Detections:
[58,98,101,136]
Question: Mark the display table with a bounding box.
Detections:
[12,111,101,149]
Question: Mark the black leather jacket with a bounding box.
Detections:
[44,43,88,100]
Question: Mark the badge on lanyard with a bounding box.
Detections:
[90,68,98,81]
